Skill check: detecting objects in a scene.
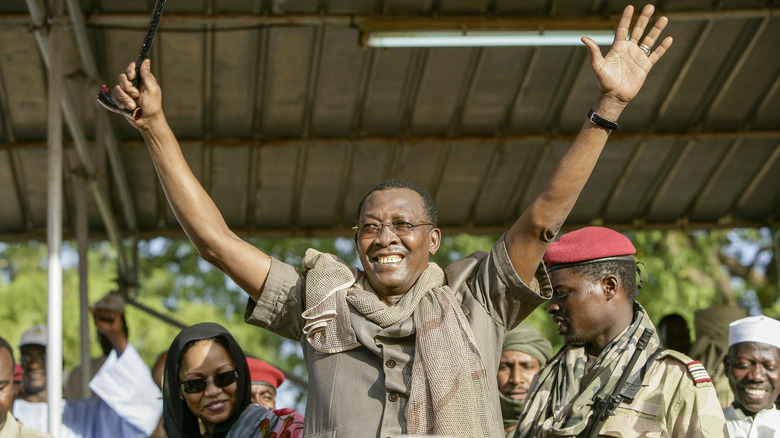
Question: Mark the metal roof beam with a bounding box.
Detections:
[697,16,770,128]
[729,141,780,216]
[1,216,774,243]
[64,0,138,235]
[596,140,645,221]
[682,138,741,220]
[301,23,326,138]
[398,48,429,136]
[498,48,539,134]
[2,8,776,28]
[350,48,377,136]
[2,129,779,151]
[447,47,484,137]
[639,139,694,219]
[650,21,711,126]
[25,0,128,278]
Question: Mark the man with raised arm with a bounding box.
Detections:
[110,5,672,437]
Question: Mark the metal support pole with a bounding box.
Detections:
[74,172,91,399]
[46,0,64,432]
[774,227,780,293]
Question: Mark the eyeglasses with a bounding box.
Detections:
[180,370,238,394]
[352,220,434,239]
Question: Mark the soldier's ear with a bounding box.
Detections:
[602,274,618,300]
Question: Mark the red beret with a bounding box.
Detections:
[543,227,636,271]
[14,363,23,382]
[246,358,285,389]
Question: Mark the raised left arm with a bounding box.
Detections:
[505,4,673,284]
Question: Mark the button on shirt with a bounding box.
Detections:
[724,404,780,438]
[244,235,551,437]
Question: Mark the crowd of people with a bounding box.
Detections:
[1,293,303,438]
[1,3,778,438]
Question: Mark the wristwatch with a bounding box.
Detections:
[587,109,620,131]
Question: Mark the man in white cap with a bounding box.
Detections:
[723,315,780,437]
[64,292,131,399]
[11,317,162,437]
[0,335,52,438]
[12,325,49,432]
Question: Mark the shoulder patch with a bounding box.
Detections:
[655,350,714,386]
[685,360,713,385]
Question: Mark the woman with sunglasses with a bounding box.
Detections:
[163,322,303,438]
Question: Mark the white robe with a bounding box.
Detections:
[724,404,780,438]
[12,344,162,438]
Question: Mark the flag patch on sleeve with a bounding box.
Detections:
[686,361,712,384]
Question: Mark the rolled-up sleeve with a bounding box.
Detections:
[446,234,552,331]
[244,257,307,341]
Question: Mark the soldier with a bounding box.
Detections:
[515,226,727,437]
[722,315,780,437]
[246,358,285,409]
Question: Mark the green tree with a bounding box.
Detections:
[1,226,775,407]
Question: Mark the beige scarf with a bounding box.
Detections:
[301,249,503,437]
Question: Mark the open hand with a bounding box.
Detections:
[583,4,673,107]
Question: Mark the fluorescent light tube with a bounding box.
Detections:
[365,30,615,48]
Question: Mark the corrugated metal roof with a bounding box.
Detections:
[0,0,778,243]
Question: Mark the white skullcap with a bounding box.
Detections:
[728,315,780,350]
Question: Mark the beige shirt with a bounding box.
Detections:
[244,236,551,437]
[0,412,52,438]
[599,350,728,437]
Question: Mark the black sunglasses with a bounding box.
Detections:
[180,370,238,394]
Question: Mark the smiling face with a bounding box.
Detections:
[178,339,238,433]
[355,188,440,303]
[724,342,780,416]
[20,344,46,394]
[497,351,541,401]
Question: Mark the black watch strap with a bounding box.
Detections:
[587,109,620,131]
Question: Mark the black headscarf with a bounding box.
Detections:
[163,322,252,438]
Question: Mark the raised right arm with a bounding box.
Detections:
[111,59,270,301]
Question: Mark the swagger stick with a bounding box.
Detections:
[96,0,167,119]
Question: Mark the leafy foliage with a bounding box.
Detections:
[0,227,776,408]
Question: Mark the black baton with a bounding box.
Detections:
[96,0,167,119]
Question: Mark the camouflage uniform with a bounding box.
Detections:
[515,305,727,437]
[597,349,727,437]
